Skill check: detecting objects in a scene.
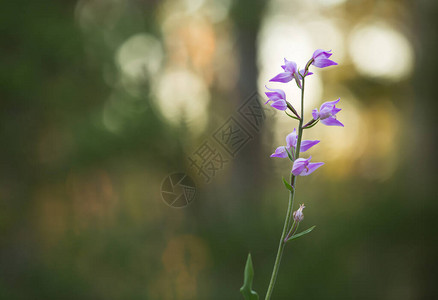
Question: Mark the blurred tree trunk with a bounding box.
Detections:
[228,0,267,204]
[413,0,438,298]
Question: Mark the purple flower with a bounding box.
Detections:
[270,58,302,88]
[264,86,287,111]
[310,49,337,68]
[291,156,324,176]
[293,204,305,222]
[271,128,320,158]
[312,98,344,127]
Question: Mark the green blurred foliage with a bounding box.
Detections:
[0,0,437,299]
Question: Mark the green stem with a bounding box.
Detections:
[265,78,306,300]
[295,77,305,156]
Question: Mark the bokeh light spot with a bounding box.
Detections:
[116,33,163,82]
[153,69,210,135]
[349,21,414,81]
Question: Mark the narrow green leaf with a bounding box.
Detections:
[282,177,294,192]
[284,147,295,161]
[287,226,316,241]
[285,111,300,120]
[240,253,259,300]
[303,119,319,129]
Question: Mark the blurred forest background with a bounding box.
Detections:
[1,0,437,299]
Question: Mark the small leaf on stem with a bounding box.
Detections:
[303,119,319,129]
[240,253,259,300]
[286,226,316,242]
[285,148,294,161]
[282,177,294,192]
[285,111,300,120]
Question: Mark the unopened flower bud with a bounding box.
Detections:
[293,204,305,222]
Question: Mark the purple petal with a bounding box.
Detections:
[313,49,325,58]
[282,58,298,73]
[312,109,319,120]
[285,128,297,148]
[312,58,338,68]
[332,106,342,115]
[291,157,311,176]
[292,159,307,176]
[300,140,320,152]
[319,106,332,118]
[320,98,340,111]
[265,85,286,100]
[313,49,332,59]
[270,146,288,158]
[301,162,325,176]
[264,91,283,103]
[270,72,293,83]
[271,100,287,111]
[320,117,344,127]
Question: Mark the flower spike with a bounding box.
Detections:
[259,48,343,299]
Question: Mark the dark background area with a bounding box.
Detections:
[0,0,437,299]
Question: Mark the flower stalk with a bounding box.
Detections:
[241,49,342,300]
[264,74,306,300]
